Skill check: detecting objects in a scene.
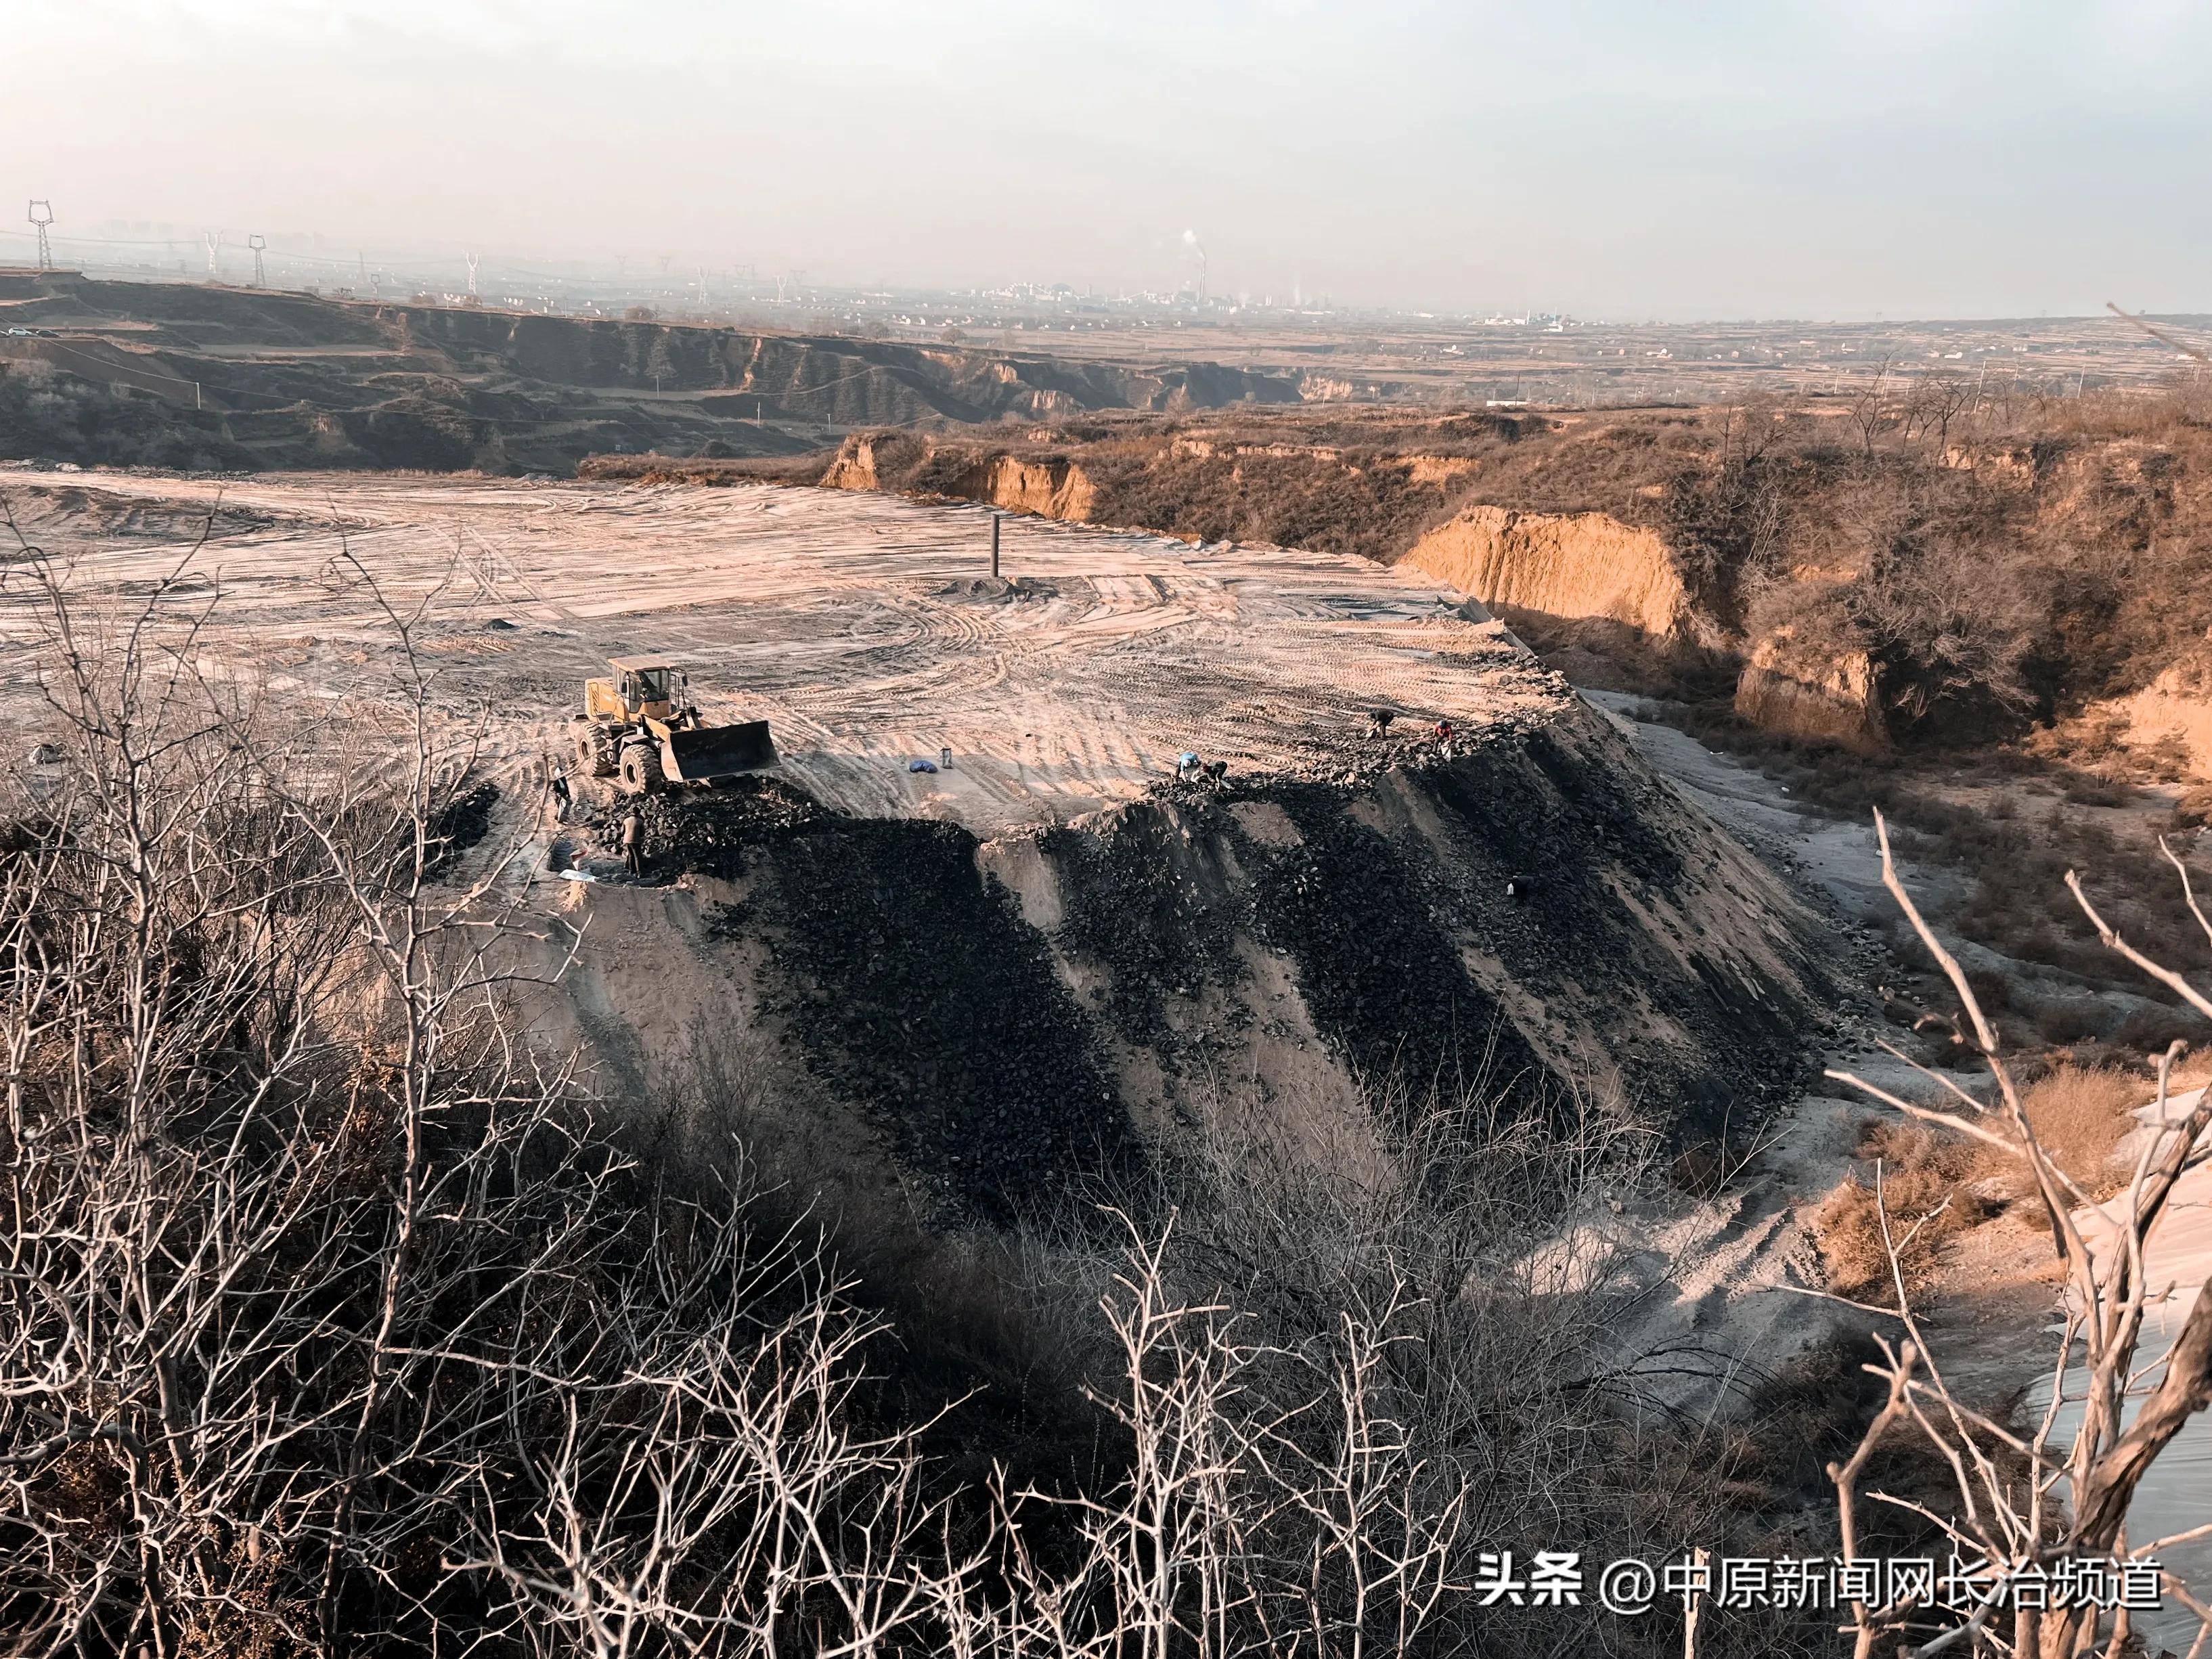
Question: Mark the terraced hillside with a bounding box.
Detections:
[0,272,1298,472]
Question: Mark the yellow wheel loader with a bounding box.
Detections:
[571,657,778,795]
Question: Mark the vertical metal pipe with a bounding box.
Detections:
[990,514,1000,580]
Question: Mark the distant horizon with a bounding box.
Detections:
[7,1,2208,324]
[13,245,2212,338]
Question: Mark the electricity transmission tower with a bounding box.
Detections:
[248,234,267,287]
[204,230,223,279]
[464,252,480,298]
[26,200,53,269]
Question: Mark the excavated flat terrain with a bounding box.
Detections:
[0,468,1563,833]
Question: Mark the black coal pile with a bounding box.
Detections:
[1148,711,1833,1142]
[1407,720,1823,1138]
[728,818,1142,1226]
[1037,805,1247,1056]
[425,781,499,877]
[583,774,826,877]
[1139,714,1551,814]
[1235,782,1550,1111]
[568,702,1834,1202]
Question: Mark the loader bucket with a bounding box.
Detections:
[661,720,778,784]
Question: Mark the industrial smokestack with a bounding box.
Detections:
[1181,228,1207,299]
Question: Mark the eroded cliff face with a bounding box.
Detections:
[824,432,1103,514]
[1733,627,1892,754]
[527,701,1838,1223]
[1400,506,1692,640]
[2098,660,2212,780]
[945,456,1099,520]
[819,434,886,491]
[391,309,1299,423]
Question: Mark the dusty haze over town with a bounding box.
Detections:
[10,0,2212,318]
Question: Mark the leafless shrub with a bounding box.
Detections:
[1849,359,1895,462]
[1854,535,2043,736]
[1902,372,1976,455]
[1826,812,2212,1657]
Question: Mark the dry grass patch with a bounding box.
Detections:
[1983,1062,2145,1199]
[1815,1069,2151,1301]
[1815,1120,1988,1299]
[1817,1069,2148,1299]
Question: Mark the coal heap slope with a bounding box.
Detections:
[539,699,1838,1225]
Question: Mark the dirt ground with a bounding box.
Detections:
[0,467,1565,835]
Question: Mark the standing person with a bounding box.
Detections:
[549,766,572,824]
[621,810,644,877]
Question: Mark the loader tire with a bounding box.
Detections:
[618,741,665,796]
[576,726,617,778]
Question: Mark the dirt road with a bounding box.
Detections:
[0,469,1562,833]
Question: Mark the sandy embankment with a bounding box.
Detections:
[1399,506,1690,639]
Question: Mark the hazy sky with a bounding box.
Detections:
[8,0,2210,319]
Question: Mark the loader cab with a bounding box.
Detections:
[608,657,686,721]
